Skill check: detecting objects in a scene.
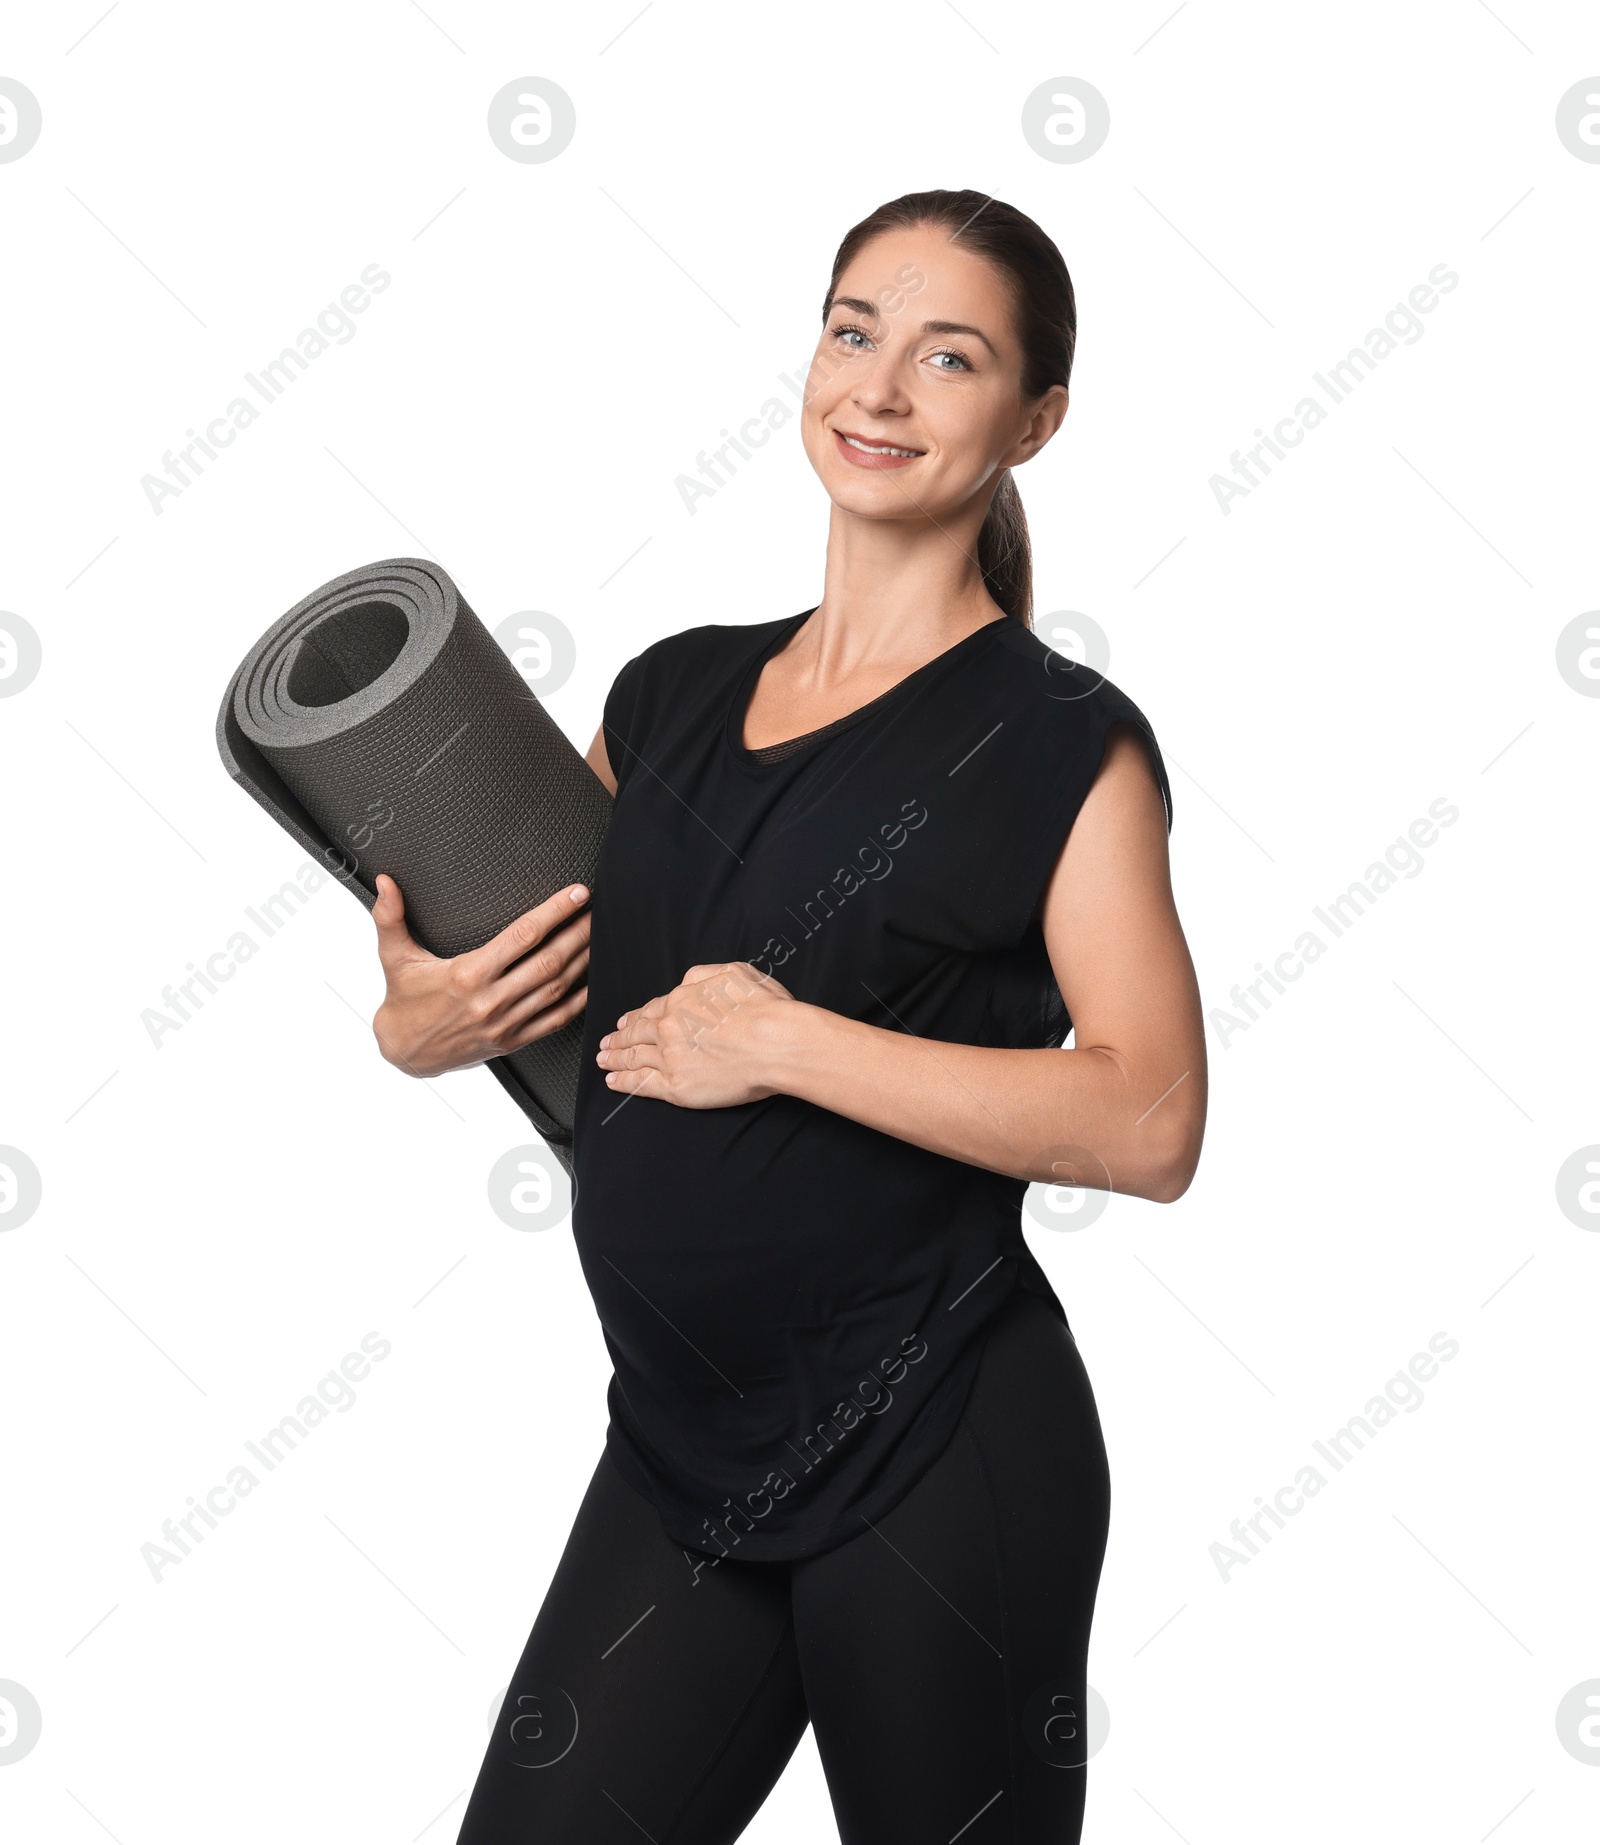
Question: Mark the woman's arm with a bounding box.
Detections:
[596,725,1206,1201]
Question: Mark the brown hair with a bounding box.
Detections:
[821,190,1077,630]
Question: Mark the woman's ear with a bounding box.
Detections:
[1012,383,1069,466]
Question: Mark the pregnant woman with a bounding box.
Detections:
[371,189,1206,1843]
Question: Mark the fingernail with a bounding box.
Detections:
[570,885,588,901]
[616,1013,628,1028]
[599,1034,612,1048]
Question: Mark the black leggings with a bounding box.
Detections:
[457,1288,1111,1844]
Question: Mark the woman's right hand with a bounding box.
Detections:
[369,875,592,1079]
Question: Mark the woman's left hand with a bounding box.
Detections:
[596,962,800,1108]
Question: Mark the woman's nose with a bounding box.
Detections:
[850,363,908,415]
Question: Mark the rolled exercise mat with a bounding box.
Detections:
[217,558,611,1169]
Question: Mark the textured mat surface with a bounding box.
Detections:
[217,558,611,1161]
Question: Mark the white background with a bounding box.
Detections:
[2,2,1597,1840]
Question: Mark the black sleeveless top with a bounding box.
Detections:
[570,610,1172,1561]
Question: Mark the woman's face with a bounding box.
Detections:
[801,224,1067,530]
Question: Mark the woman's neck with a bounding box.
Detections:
[796,503,1006,685]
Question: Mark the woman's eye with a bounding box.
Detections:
[832,326,869,349]
[929,348,970,372]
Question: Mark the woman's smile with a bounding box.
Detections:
[832,426,926,468]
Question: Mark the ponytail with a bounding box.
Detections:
[977,470,1032,628]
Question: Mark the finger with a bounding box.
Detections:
[371,874,438,972]
[500,982,590,1053]
[675,973,744,1024]
[605,1013,659,1050]
[602,1063,669,1099]
[467,883,591,982]
[498,949,590,1035]
[495,915,592,1006]
[680,962,736,985]
[688,963,752,1001]
[615,992,669,1029]
[604,1038,664,1073]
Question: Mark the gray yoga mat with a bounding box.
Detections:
[216,558,611,1168]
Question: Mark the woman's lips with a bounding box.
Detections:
[832,427,925,470]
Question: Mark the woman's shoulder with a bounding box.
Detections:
[601,616,802,780]
[981,621,1172,830]
[982,619,1157,731]
[608,614,796,700]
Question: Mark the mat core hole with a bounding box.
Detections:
[288,600,410,707]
